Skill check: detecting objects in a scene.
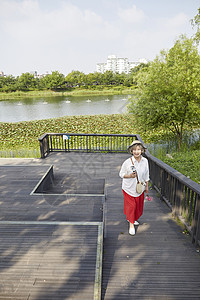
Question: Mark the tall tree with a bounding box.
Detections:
[65,71,85,88]
[0,75,17,92]
[191,8,200,43]
[40,71,65,90]
[102,70,115,85]
[84,72,104,87]
[17,72,37,91]
[128,35,200,150]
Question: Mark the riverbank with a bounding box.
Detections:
[0,113,167,149]
[0,87,136,100]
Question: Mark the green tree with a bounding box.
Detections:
[130,62,150,74]
[128,35,200,150]
[17,72,38,91]
[84,72,104,87]
[94,72,104,86]
[191,8,200,43]
[40,71,65,90]
[102,70,115,85]
[0,75,17,92]
[114,72,127,85]
[130,62,150,86]
[65,71,86,88]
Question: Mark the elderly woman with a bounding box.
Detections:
[119,140,149,235]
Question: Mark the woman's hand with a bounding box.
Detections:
[130,171,137,178]
[124,171,137,178]
[145,181,149,193]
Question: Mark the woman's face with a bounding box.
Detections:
[132,145,142,158]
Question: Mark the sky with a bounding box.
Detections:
[0,0,199,76]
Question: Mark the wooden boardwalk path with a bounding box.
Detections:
[0,153,200,300]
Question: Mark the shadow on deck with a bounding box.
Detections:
[0,152,200,300]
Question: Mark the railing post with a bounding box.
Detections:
[160,168,165,201]
[195,205,200,246]
[38,133,49,158]
[192,195,200,245]
[39,139,45,159]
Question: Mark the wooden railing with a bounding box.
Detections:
[145,150,200,247]
[39,133,140,158]
[38,133,200,246]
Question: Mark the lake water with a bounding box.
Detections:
[0,94,131,123]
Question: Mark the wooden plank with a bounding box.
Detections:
[0,223,102,300]
[1,153,200,300]
[0,164,103,222]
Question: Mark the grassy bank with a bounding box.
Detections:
[0,113,199,183]
[0,87,136,100]
[0,113,167,150]
[0,113,167,160]
[161,150,200,184]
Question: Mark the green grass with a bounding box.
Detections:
[0,114,138,151]
[0,87,136,100]
[0,113,171,151]
[161,150,200,184]
[0,148,40,158]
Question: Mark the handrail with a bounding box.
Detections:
[144,149,200,246]
[38,132,200,246]
[38,133,143,158]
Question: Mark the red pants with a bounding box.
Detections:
[123,189,144,224]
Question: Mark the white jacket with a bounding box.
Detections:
[119,155,149,197]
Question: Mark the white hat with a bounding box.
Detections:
[128,140,146,153]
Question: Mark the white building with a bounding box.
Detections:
[30,71,49,79]
[96,55,148,74]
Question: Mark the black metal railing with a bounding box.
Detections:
[145,150,200,246]
[38,132,200,246]
[39,133,141,158]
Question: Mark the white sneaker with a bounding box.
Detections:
[129,227,135,235]
[134,221,139,225]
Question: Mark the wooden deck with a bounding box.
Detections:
[0,153,200,300]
